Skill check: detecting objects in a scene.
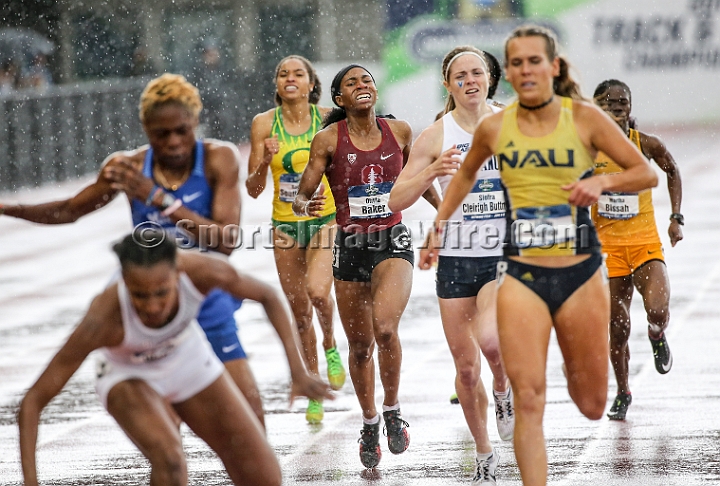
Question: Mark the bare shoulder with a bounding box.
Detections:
[203,140,241,177]
[251,108,276,133]
[572,98,606,122]
[102,147,147,170]
[386,118,413,145]
[413,117,444,155]
[83,284,125,348]
[477,109,504,135]
[638,130,668,159]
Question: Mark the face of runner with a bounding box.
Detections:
[444,53,489,109]
[505,36,559,104]
[143,103,198,171]
[335,67,376,111]
[596,84,632,130]
[122,261,180,328]
[276,58,313,102]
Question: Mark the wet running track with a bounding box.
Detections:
[1,128,719,485]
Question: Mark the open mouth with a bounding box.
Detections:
[465,88,479,95]
[285,85,298,92]
[356,93,372,101]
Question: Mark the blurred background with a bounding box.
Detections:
[1,0,718,191]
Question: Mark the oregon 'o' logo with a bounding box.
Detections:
[282,148,310,174]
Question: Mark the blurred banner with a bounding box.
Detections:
[382,0,720,130]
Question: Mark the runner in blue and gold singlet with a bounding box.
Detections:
[247,55,345,425]
[427,26,658,486]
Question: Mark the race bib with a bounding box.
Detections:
[597,192,639,220]
[279,173,301,202]
[461,178,506,221]
[513,204,575,248]
[348,182,393,219]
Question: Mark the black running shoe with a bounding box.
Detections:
[358,422,382,468]
[607,392,632,421]
[650,333,673,374]
[383,409,410,454]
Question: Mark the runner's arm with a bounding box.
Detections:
[644,132,683,246]
[2,164,117,224]
[18,295,118,486]
[246,112,275,199]
[182,254,334,402]
[292,128,333,218]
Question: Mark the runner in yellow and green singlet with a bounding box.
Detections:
[247,55,345,425]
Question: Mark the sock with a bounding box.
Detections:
[476,449,494,461]
[493,388,509,398]
[363,414,380,425]
[648,323,663,336]
[382,402,401,412]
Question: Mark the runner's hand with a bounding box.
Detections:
[305,183,327,218]
[289,372,335,406]
[562,176,604,207]
[669,220,683,247]
[419,229,441,270]
[103,158,154,202]
[428,146,462,178]
[263,135,280,166]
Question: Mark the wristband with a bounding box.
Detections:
[145,185,162,206]
[669,213,684,225]
[161,198,183,217]
[159,192,175,210]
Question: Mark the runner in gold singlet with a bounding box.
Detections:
[592,79,683,421]
[425,25,658,486]
[247,55,345,425]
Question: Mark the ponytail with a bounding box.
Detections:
[554,56,583,100]
[322,107,347,128]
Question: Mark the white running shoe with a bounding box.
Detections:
[472,448,499,485]
[493,387,515,441]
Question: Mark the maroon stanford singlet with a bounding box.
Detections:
[326,117,403,233]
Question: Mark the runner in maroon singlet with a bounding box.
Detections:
[292,65,436,470]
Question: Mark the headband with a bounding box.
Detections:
[444,51,488,80]
[330,64,375,107]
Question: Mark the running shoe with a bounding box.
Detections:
[306,399,324,424]
[607,392,632,421]
[450,392,460,404]
[359,421,382,468]
[650,332,673,374]
[383,409,410,454]
[493,387,515,441]
[472,449,499,485]
[325,347,346,390]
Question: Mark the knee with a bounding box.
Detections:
[456,362,480,390]
[307,289,331,310]
[513,384,545,418]
[575,392,607,420]
[374,321,398,349]
[478,336,502,366]
[349,340,374,363]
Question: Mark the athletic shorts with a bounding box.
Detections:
[497,253,604,315]
[273,213,336,248]
[204,323,247,361]
[95,321,225,408]
[603,242,665,278]
[332,223,414,282]
[436,255,501,299]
